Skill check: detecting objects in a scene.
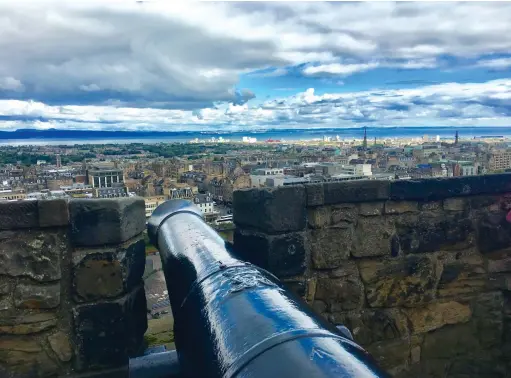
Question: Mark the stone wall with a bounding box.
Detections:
[0,198,147,377]
[233,174,511,377]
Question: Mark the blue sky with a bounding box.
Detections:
[0,1,510,131]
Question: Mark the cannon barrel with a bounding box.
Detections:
[147,199,389,378]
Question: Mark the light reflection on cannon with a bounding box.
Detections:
[137,199,389,378]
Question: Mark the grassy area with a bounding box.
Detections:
[144,316,175,350]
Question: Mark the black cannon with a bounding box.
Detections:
[134,199,389,378]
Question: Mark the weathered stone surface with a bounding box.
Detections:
[331,204,358,226]
[422,323,481,360]
[0,313,57,335]
[309,228,352,269]
[0,281,11,296]
[70,198,146,246]
[419,201,443,211]
[352,216,394,257]
[0,201,38,230]
[396,212,474,254]
[404,301,471,334]
[359,255,442,308]
[333,309,408,346]
[443,198,467,212]
[233,230,306,277]
[233,186,306,233]
[437,254,486,297]
[305,278,317,303]
[366,337,410,375]
[48,331,73,362]
[305,183,324,206]
[476,211,511,254]
[315,276,364,311]
[390,174,511,201]
[487,250,511,273]
[38,199,69,227]
[385,201,419,214]
[324,180,390,204]
[73,285,147,370]
[471,292,503,349]
[470,195,502,211]
[14,283,60,309]
[307,206,331,228]
[358,202,384,216]
[328,261,359,278]
[267,232,307,277]
[73,238,145,302]
[0,336,58,377]
[0,230,63,282]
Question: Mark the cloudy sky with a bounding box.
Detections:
[0,1,510,132]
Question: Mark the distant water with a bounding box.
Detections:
[0,126,510,146]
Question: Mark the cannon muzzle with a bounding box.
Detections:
[147,199,389,378]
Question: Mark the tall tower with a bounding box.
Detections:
[455,130,459,145]
[56,154,61,168]
[363,126,368,149]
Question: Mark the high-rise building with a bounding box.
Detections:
[56,154,61,168]
[362,127,368,149]
[455,130,459,145]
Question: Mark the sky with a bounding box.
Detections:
[0,1,510,132]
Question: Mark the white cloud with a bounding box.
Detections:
[475,57,511,70]
[0,1,510,110]
[1,78,510,131]
[303,63,379,76]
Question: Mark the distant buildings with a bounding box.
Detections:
[489,150,511,171]
[87,166,124,188]
[144,195,166,218]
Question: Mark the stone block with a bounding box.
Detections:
[422,323,481,360]
[38,199,69,227]
[419,201,443,211]
[314,276,364,311]
[476,211,511,254]
[331,204,358,226]
[470,292,503,349]
[384,201,419,214]
[352,216,394,257]
[443,198,467,212]
[390,174,511,201]
[487,250,511,273]
[0,201,38,230]
[0,313,57,335]
[305,183,324,206]
[358,202,384,216]
[233,186,306,233]
[404,301,471,334]
[73,285,147,370]
[365,337,410,375]
[396,212,474,254]
[73,237,145,302]
[0,336,58,377]
[328,260,359,278]
[437,254,486,297]
[0,230,64,282]
[48,331,73,362]
[358,255,442,308]
[323,180,390,205]
[309,228,352,269]
[233,230,307,277]
[332,308,408,346]
[69,198,145,247]
[307,206,331,228]
[14,283,60,309]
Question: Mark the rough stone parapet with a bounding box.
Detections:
[0,198,147,377]
[233,173,511,377]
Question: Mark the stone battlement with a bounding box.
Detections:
[233,174,511,377]
[0,198,147,377]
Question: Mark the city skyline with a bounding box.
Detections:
[0,1,510,132]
